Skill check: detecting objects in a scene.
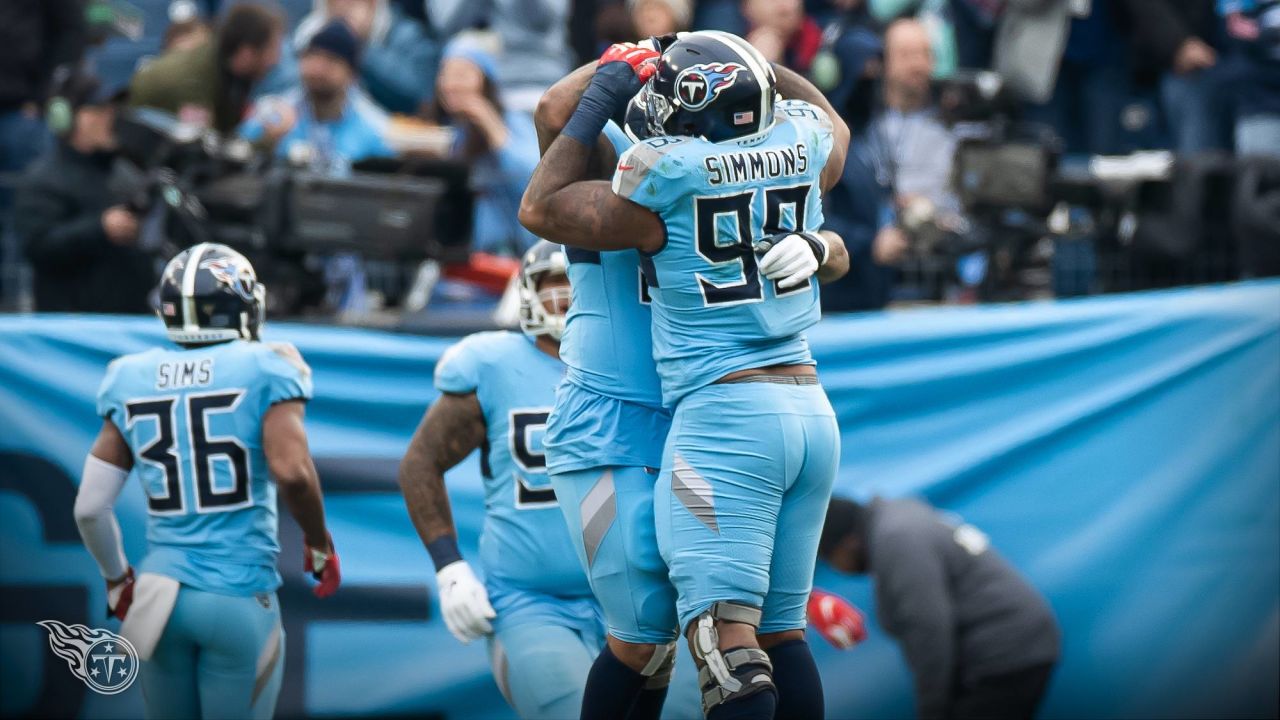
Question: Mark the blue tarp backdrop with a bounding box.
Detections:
[1,281,1278,719]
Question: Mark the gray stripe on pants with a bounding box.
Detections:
[491,638,513,706]
[252,622,282,703]
[580,469,617,567]
[672,453,718,533]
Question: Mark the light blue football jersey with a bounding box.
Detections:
[96,340,313,596]
[434,331,593,598]
[547,120,671,474]
[612,100,834,405]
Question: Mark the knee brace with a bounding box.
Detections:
[690,602,775,714]
[640,641,677,689]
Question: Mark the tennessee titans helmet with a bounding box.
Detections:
[638,30,778,144]
[157,243,265,345]
[518,240,570,341]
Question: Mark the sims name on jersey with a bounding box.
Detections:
[156,358,214,390]
[703,142,810,186]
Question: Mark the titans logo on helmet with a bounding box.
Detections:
[675,62,747,112]
[199,256,257,302]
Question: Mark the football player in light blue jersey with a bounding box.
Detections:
[75,243,340,720]
[532,55,688,720]
[521,32,850,720]
[399,242,607,719]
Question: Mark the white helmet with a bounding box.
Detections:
[518,241,570,341]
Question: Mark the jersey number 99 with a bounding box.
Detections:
[694,184,812,305]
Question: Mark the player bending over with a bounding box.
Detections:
[521,32,849,720]
[530,39,850,720]
[75,243,340,719]
[399,242,605,719]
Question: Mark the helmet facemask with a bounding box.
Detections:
[517,242,570,342]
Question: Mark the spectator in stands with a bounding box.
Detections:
[824,18,976,310]
[14,68,153,314]
[630,0,693,36]
[241,19,394,172]
[743,0,824,71]
[865,0,958,77]
[874,19,962,219]
[0,0,86,306]
[819,496,1061,720]
[430,0,573,112]
[424,35,539,256]
[129,2,285,134]
[1123,0,1231,153]
[294,0,439,114]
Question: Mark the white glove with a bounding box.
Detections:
[757,232,829,289]
[436,561,496,644]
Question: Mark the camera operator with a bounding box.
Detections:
[129,1,285,134]
[822,18,978,311]
[14,67,153,313]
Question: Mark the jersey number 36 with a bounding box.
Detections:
[125,391,250,515]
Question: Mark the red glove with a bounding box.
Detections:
[807,589,867,650]
[305,534,341,599]
[598,42,660,82]
[107,567,135,621]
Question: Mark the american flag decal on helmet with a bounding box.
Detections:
[733,110,755,125]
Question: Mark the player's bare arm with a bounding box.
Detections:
[263,399,330,550]
[399,390,497,645]
[520,44,667,253]
[521,169,665,252]
[772,63,851,192]
[89,418,133,469]
[817,229,851,283]
[534,61,621,180]
[398,391,486,549]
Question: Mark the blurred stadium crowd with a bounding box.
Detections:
[0,0,1277,325]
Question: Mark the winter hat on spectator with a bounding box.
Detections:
[627,0,693,30]
[306,19,362,70]
[443,32,501,81]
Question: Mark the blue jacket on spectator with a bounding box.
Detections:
[239,87,395,173]
[458,110,540,256]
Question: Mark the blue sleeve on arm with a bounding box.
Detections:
[96,358,124,420]
[434,336,485,394]
[258,344,314,405]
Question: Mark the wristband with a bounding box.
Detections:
[426,535,463,571]
[799,232,830,265]
[562,62,642,147]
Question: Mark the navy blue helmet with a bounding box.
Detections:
[637,30,778,144]
[157,243,265,345]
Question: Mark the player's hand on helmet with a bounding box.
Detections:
[754,231,832,289]
[598,42,660,83]
[807,589,867,650]
[305,533,341,598]
[436,560,496,643]
[106,567,136,621]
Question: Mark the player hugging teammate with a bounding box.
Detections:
[73,29,856,720]
[520,31,852,720]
